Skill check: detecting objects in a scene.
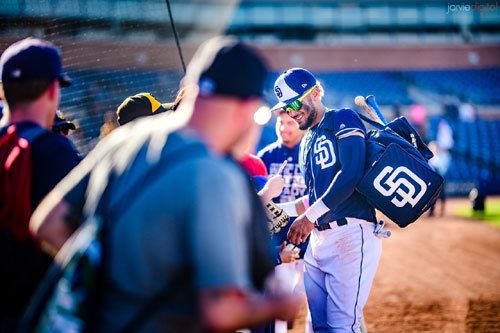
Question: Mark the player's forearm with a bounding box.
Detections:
[30,193,81,255]
[296,196,308,215]
[199,288,300,332]
[305,136,365,222]
[277,195,308,217]
[258,188,275,204]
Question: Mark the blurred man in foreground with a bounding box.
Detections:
[30,37,299,332]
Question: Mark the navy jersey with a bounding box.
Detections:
[0,121,81,210]
[300,109,376,225]
[258,142,307,203]
[258,141,308,256]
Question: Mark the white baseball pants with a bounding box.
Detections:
[303,218,382,333]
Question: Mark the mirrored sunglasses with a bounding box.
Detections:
[285,85,316,114]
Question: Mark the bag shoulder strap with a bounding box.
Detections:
[3,123,48,143]
[356,113,386,130]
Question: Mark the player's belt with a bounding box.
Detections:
[314,217,348,231]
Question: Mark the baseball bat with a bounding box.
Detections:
[365,95,387,125]
[354,95,385,126]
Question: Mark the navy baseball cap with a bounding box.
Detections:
[0,37,71,87]
[184,36,268,99]
[53,110,76,130]
[271,68,317,111]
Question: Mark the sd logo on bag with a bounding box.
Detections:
[357,143,444,227]
[353,95,444,228]
[374,165,427,208]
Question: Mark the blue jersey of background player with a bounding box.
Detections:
[258,109,308,257]
[258,109,309,333]
[271,68,383,333]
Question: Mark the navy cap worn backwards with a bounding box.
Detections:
[271,68,316,111]
[0,37,71,87]
[185,36,268,99]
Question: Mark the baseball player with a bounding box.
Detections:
[271,68,383,333]
[258,109,308,333]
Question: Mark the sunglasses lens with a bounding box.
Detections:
[286,100,302,114]
[291,100,301,110]
[284,85,316,114]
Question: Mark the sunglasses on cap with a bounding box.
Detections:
[285,85,316,114]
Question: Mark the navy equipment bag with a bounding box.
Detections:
[355,115,444,227]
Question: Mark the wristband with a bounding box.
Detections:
[305,199,329,222]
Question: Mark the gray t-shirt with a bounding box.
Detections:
[57,115,253,331]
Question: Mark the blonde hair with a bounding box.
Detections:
[316,80,324,99]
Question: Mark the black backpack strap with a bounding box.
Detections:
[356,112,386,130]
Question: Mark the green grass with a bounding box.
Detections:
[455,199,500,228]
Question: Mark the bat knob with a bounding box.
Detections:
[354,96,365,106]
[365,95,376,103]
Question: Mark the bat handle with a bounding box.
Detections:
[365,95,387,125]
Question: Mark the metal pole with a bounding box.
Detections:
[165,0,186,73]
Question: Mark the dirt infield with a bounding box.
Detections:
[290,198,500,333]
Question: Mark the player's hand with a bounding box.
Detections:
[265,174,284,199]
[259,174,284,203]
[287,214,314,245]
[279,242,300,263]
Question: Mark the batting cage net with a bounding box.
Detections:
[1,0,235,155]
[2,0,500,196]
